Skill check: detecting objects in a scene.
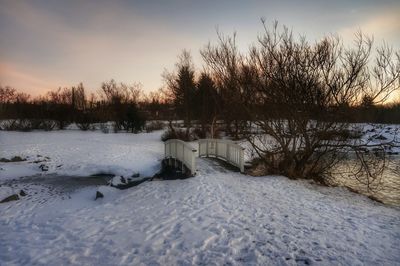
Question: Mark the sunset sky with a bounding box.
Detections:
[1,0,399,97]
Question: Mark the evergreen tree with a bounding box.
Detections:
[195,72,219,132]
[165,50,197,127]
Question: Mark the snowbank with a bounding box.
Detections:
[0,130,164,180]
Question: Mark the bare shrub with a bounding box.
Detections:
[145,121,165,132]
[40,120,56,131]
[76,111,95,131]
[1,119,33,131]
[202,20,400,188]
[192,126,207,139]
[99,123,110,134]
[1,119,57,131]
[161,127,193,142]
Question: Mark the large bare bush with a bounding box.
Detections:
[202,21,400,187]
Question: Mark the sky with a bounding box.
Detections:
[0,0,399,97]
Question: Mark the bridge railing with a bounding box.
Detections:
[198,139,245,172]
[164,139,197,175]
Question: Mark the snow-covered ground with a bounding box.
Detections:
[0,130,164,180]
[360,123,400,153]
[241,123,400,162]
[1,129,400,265]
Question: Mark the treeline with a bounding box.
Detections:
[1,70,399,135]
[351,104,400,124]
[0,81,170,132]
[1,22,400,138]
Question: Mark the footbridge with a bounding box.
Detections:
[164,139,245,176]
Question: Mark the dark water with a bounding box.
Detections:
[3,175,113,194]
[333,157,400,206]
[2,161,399,206]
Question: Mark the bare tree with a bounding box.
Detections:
[71,83,86,111]
[194,72,220,137]
[100,79,146,133]
[203,20,400,188]
[201,32,253,139]
[0,86,16,103]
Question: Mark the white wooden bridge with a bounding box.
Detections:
[164,139,245,176]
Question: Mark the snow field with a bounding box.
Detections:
[0,128,399,265]
[0,130,164,179]
[1,158,399,265]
